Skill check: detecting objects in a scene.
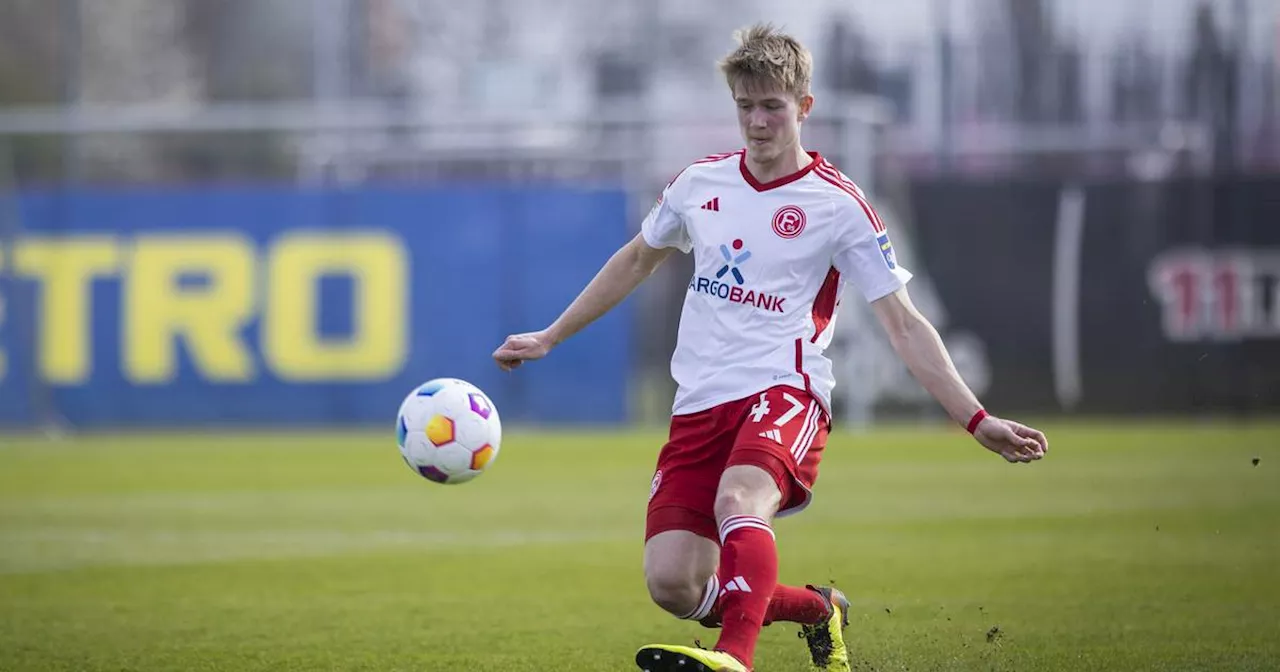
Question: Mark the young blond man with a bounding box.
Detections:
[493,23,1048,672]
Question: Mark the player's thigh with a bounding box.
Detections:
[645,404,742,541]
[643,529,719,590]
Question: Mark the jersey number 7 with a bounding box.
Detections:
[749,391,806,427]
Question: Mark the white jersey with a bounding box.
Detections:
[641,150,913,417]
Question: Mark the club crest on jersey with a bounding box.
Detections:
[877,232,897,269]
[689,238,787,313]
[772,205,806,239]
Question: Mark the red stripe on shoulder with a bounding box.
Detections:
[813,162,885,233]
[820,162,885,233]
[693,151,742,165]
[665,151,742,188]
[818,160,860,189]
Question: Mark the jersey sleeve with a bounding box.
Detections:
[832,200,913,302]
[640,172,692,253]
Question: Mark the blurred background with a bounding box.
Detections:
[0,0,1277,432]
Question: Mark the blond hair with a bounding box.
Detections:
[719,23,813,101]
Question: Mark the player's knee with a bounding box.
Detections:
[714,465,782,521]
[714,485,767,522]
[645,568,703,617]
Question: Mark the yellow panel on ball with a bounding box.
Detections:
[470,444,495,470]
[425,415,456,446]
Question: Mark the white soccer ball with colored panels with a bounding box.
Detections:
[396,378,502,484]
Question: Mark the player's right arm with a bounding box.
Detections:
[492,234,673,370]
[493,177,692,371]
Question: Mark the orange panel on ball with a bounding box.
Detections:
[470,444,495,470]
[425,415,456,446]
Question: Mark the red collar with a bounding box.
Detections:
[739,150,822,192]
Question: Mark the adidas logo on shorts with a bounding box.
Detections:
[757,428,783,444]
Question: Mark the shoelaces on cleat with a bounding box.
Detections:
[800,621,835,666]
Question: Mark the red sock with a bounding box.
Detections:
[763,584,830,625]
[700,583,831,627]
[712,515,777,669]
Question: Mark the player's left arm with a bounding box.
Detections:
[830,194,1047,463]
[871,287,1048,463]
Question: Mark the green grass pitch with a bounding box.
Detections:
[1,421,1278,671]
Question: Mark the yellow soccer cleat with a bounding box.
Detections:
[798,585,851,671]
[634,644,749,672]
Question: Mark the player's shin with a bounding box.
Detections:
[711,515,778,668]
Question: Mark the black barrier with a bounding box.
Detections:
[908,175,1280,416]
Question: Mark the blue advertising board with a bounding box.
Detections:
[0,185,632,427]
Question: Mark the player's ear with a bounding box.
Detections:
[797,94,814,121]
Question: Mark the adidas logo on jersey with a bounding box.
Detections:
[758,428,783,444]
[700,197,721,212]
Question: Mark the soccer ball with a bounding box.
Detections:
[396,378,502,484]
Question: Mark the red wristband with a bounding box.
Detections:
[966,409,988,434]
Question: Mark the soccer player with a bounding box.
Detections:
[492,23,1048,672]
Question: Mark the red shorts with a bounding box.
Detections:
[645,385,830,542]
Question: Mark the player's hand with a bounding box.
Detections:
[973,416,1048,463]
[492,330,553,371]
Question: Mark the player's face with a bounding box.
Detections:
[733,81,813,164]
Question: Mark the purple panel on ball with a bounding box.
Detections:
[468,393,493,419]
[418,465,450,483]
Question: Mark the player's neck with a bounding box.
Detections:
[744,143,810,185]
